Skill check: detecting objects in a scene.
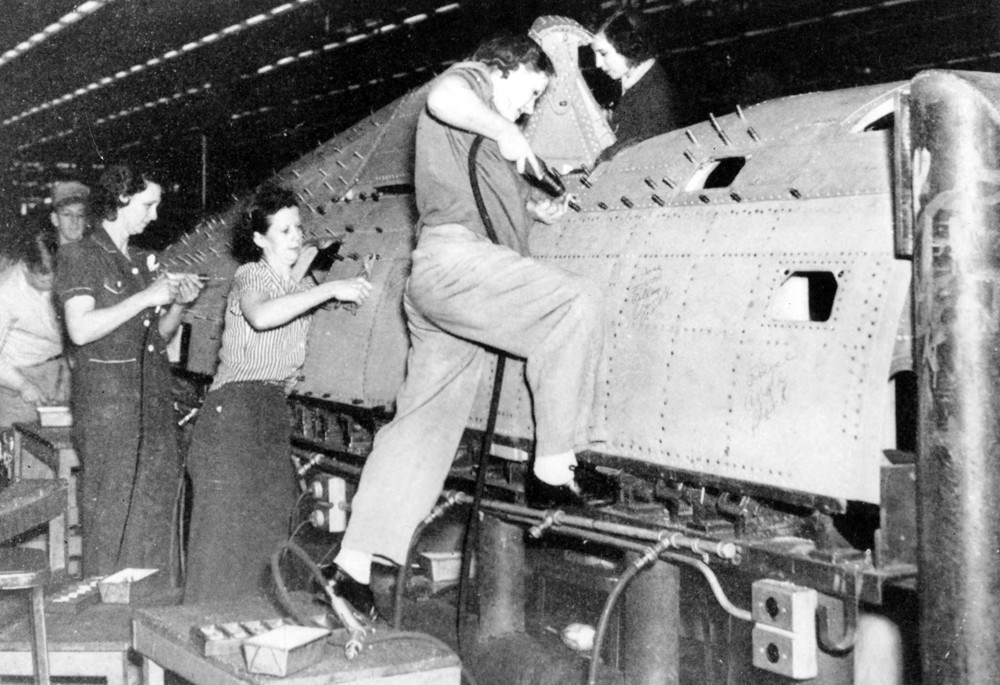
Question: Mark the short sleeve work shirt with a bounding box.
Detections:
[211,261,314,392]
[55,227,165,363]
[414,62,534,255]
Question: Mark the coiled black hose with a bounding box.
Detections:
[393,519,428,629]
[270,539,327,628]
[271,539,480,684]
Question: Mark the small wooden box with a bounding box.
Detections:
[190,618,288,657]
[242,625,330,677]
[98,568,158,603]
[36,406,72,427]
[420,551,463,583]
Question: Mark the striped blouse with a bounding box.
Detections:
[211,261,315,393]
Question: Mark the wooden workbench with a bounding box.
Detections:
[0,478,68,573]
[0,601,134,685]
[12,422,81,573]
[133,597,461,684]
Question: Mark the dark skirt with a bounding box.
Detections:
[182,381,296,604]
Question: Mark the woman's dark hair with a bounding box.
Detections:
[597,9,655,66]
[24,228,58,276]
[232,182,299,264]
[0,217,57,276]
[471,33,554,77]
[91,160,162,224]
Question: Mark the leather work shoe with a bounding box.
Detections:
[526,462,618,509]
[326,565,379,622]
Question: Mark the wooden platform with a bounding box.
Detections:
[0,599,133,685]
[12,422,81,575]
[0,478,68,575]
[133,597,461,684]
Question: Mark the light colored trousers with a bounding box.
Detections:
[342,224,605,563]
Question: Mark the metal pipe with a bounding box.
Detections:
[453,493,740,561]
[622,549,680,685]
[911,70,1000,685]
[200,133,208,210]
[496,511,752,623]
[477,516,526,640]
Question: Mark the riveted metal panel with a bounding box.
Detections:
[512,195,907,504]
[163,47,919,508]
[297,194,416,406]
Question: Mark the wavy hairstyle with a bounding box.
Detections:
[231,182,299,264]
[0,216,57,278]
[597,8,655,67]
[471,32,553,77]
[90,160,162,225]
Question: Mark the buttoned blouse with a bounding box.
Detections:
[55,226,166,364]
[211,261,315,393]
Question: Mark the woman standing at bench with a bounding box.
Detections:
[183,183,371,603]
[56,160,203,582]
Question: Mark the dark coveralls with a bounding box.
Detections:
[56,228,181,581]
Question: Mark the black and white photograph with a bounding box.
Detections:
[0,1,997,683]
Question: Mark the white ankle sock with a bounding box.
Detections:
[333,548,372,585]
[534,450,577,486]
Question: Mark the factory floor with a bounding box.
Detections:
[0,568,601,685]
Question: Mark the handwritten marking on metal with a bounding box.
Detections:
[744,358,791,431]
[628,266,671,324]
[361,253,377,280]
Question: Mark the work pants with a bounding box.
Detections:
[73,354,181,583]
[183,382,296,604]
[342,224,605,564]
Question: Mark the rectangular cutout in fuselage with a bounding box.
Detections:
[770,271,838,322]
[686,157,746,190]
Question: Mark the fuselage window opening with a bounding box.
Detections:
[685,157,747,191]
[862,113,894,132]
[848,97,896,133]
[769,271,839,322]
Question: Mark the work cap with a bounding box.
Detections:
[51,180,90,209]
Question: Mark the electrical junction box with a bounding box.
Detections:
[751,579,818,680]
[309,475,347,532]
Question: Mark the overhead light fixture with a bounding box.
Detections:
[252,4,463,80]
[16,83,214,152]
[2,0,319,127]
[0,0,116,69]
[11,0,463,147]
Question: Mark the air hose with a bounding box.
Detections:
[272,539,481,683]
[456,134,507,653]
[586,541,670,685]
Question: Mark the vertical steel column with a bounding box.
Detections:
[477,514,526,640]
[200,133,208,210]
[911,70,1000,684]
[623,557,680,684]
